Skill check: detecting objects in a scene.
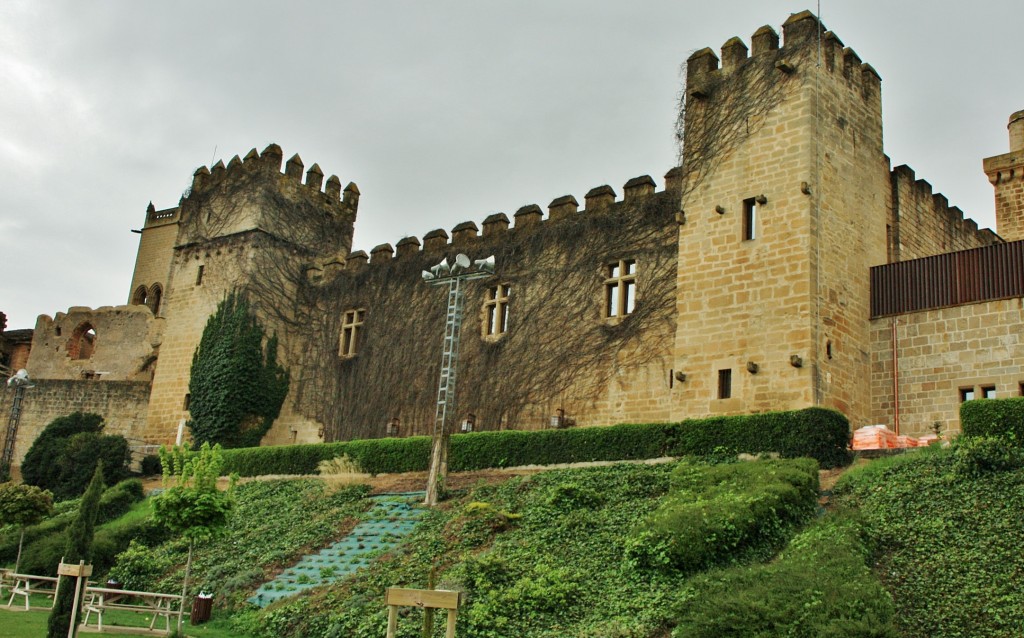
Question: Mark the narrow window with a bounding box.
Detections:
[886,224,894,263]
[196,264,205,286]
[339,309,365,357]
[483,284,511,336]
[981,385,997,399]
[183,394,191,410]
[959,387,976,402]
[718,369,732,399]
[148,284,163,315]
[742,198,757,241]
[1019,382,1024,397]
[604,259,637,318]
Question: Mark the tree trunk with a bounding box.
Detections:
[178,540,194,634]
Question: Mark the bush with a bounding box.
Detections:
[108,540,175,591]
[218,407,851,477]
[951,435,1024,478]
[140,454,162,476]
[626,458,820,572]
[20,412,131,499]
[960,397,1024,441]
[670,513,897,637]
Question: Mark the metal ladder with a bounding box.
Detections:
[432,277,465,439]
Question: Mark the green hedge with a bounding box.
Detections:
[218,407,852,477]
[626,458,820,572]
[960,397,1024,441]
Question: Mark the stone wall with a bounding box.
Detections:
[128,205,180,314]
[888,165,998,262]
[870,297,1024,437]
[0,379,151,473]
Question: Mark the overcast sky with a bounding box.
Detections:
[1,1,1021,330]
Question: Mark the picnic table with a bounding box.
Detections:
[82,586,183,634]
[5,573,60,610]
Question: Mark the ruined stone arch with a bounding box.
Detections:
[67,322,97,360]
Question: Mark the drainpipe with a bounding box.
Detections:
[891,318,900,436]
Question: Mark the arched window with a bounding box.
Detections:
[68,322,97,360]
[148,284,163,315]
[132,285,148,306]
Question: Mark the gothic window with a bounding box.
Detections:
[132,285,148,305]
[148,284,163,315]
[339,309,365,357]
[68,322,97,360]
[483,284,511,336]
[604,259,636,318]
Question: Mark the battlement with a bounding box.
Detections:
[340,168,681,273]
[142,201,180,229]
[186,143,360,213]
[891,164,1001,251]
[685,11,880,102]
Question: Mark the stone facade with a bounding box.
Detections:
[5,10,1023,470]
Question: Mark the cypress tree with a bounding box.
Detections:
[47,463,104,638]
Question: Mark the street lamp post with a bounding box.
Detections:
[3,369,33,479]
[421,254,495,506]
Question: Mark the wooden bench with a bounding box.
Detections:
[82,587,183,635]
[5,573,60,611]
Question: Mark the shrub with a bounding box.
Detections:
[108,540,174,591]
[670,513,897,637]
[951,435,1024,478]
[218,407,850,477]
[626,458,820,572]
[960,396,1024,441]
[140,454,162,476]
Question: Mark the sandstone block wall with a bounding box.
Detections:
[0,379,151,473]
[128,205,180,313]
[870,298,1024,437]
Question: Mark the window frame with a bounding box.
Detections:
[603,259,637,319]
[339,308,366,358]
[483,284,511,337]
[718,368,733,399]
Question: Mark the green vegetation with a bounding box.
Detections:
[48,463,104,638]
[20,412,130,499]
[189,291,290,448]
[0,481,53,573]
[626,458,819,572]
[960,396,1024,441]
[835,441,1024,637]
[219,406,851,477]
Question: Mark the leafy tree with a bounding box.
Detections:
[47,463,103,638]
[154,443,235,633]
[0,481,54,573]
[21,412,130,499]
[188,291,289,448]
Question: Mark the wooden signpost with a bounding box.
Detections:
[385,587,461,638]
[58,560,93,638]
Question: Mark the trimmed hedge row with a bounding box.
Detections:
[219,407,852,477]
[960,397,1024,441]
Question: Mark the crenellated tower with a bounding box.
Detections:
[984,110,1024,241]
[140,144,359,443]
[672,11,888,427]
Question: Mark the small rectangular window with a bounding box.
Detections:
[981,385,997,399]
[196,265,205,286]
[183,394,191,410]
[742,198,757,241]
[718,369,732,399]
[960,387,976,402]
[604,259,637,318]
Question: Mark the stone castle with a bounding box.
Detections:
[4,10,1024,472]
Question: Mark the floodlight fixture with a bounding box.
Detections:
[422,270,435,281]
[474,255,496,274]
[451,253,471,275]
[6,369,32,389]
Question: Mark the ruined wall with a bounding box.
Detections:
[27,306,162,382]
[870,298,1024,438]
[0,379,151,472]
[143,145,358,444]
[888,165,999,262]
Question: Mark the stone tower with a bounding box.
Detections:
[984,110,1024,241]
[139,145,359,443]
[672,11,888,427]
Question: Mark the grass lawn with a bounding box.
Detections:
[0,607,251,637]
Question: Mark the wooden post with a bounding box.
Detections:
[386,605,399,638]
[385,588,461,638]
[58,561,92,638]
